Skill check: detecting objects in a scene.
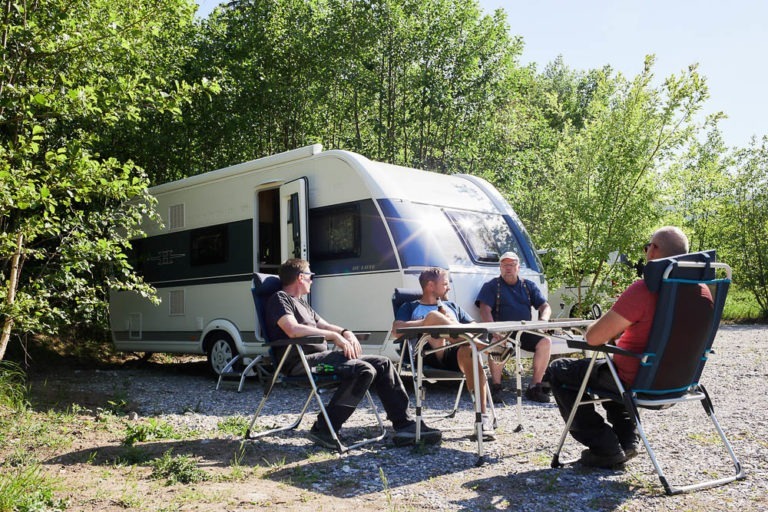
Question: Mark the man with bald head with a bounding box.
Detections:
[548,226,693,468]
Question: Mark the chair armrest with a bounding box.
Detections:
[392,334,408,346]
[269,336,326,347]
[565,338,643,358]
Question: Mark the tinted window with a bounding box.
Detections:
[309,204,361,260]
[190,225,228,266]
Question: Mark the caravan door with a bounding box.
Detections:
[279,178,308,261]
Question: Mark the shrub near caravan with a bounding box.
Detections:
[109,145,547,375]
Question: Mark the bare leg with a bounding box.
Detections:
[419,311,453,361]
[489,358,503,386]
[531,337,552,385]
[457,345,487,413]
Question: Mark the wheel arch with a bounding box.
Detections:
[201,319,245,354]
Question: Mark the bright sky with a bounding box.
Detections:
[196,0,767,149]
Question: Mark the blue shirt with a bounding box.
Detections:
[475,277,546,322]
[395,300,474,324]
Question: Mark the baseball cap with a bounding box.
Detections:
[499,251,519,262]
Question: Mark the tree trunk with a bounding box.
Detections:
[0,232,23,361]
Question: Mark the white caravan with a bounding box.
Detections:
[109,145,547,374]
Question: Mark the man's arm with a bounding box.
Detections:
[277,314,361,359]
[392,317,428,339]
[478,303,494,323]
[584,310,632,346]
[537,302,551,322]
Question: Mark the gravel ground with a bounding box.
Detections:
[36,324,767,511]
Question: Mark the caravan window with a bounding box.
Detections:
[190,224,228,266]
[445,210,527,267]
[309,204,361,260]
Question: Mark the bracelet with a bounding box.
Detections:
[340,329,349,336]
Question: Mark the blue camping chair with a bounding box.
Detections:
[550,251,746,495]
[392,288,496,429]
[244,273,386,453]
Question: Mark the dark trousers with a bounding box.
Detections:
[293,350,412,431]
[549,357,637,454]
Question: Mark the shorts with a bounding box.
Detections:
[518,331,546,352]
[423,345,461,371]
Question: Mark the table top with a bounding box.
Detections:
[396,318,595,337]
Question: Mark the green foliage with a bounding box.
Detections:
[149,449,209,485]
[0,0,217,359]
[721,136,768,316]
[0,465,67,512]
[0,361,28,411]
[176,0,522,175]
[722,286,765,322]
[0,0,765,347]
[530,57,709,299]
[217,415,249,437]
[122,418,181,446]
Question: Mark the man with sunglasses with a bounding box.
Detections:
[548,226,691,468]
[265,258,442,449]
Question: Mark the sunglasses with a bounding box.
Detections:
[643,242,657,252]
[300,271,316,279]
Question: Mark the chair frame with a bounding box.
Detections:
[550,257,746,495]
[243,273,386,453]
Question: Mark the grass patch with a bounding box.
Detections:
[0,365,67,512]
[217,415,249,437]
[149,449,210,485]
[0,465,68,512]
[722,287,766,322]
[122,418,186,446]
[0,362,28,411]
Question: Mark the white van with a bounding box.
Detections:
[109,145,546,374]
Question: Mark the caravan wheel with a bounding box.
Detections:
[206,332,238,376]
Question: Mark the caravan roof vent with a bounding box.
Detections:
[169,204,185,230]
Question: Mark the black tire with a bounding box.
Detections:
[206,332,238,376]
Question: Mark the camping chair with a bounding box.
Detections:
[244,273,386,453]
[550,250,746,495]
[392,288,496,427]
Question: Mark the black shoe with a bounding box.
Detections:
[525,384,551,403]
[308,424,338,450]
[392,421,442,446]
[490,383,504,404]
[620,440,639,460]
[622,444,638,461]
[579,448,627,469]
[618,432,639,460]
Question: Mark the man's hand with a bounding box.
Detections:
[334,331,362,359]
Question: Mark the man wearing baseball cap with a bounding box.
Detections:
[475,251,553,403]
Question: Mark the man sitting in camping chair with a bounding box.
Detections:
[392,267,495,440]
[265,258,442,449]
[548,226,692,468]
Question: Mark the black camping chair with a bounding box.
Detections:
[550,251,745,495]
[244,273,386,453]
[392,288,496,428]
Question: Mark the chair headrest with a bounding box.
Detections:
[392,287,422,316]
[643,250,716,293]
[253,272,283,298]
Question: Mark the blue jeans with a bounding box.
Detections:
[548,358,637,454]
[291,350,412,431]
